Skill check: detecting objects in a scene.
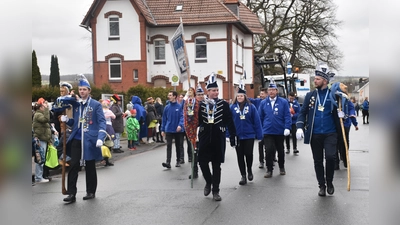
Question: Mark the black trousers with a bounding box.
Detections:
[235,139,254,176]
[165,133,183,163]
[285,124,297,150]
[199,160,221,193]
[258,139,265,163]
[336,126,350,165]
[68,139,97,195]
[310,133,337,187]
[362,109,369,123]
[264,135,285,171]
[182,132,193,161]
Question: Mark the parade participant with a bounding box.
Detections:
[296,62,342,196]
[60,74,107,203]
[160,91,185,168]
[362,97,369,124]
[230,81,263,185]
[285,92,300,154]
[259,78,291,178]
[249,88,268,168]
[336,89,358,169]
[183,86,201,179]
[197,73,236,201]
[110,94,124,153]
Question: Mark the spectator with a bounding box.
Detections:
[110,94,124,153]
[154,97,164,143]
[362,97,369,124]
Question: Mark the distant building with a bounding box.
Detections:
[357,82,369,104]
[80,0,264,99]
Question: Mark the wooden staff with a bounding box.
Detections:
[338,97,351,191]
[59,113,67,195]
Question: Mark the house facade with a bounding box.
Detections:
[81,0,264,100]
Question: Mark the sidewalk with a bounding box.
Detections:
[32,138,166,177]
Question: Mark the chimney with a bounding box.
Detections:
[224,0,240,16]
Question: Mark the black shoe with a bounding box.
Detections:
[83,193,95,200]
[264,171,273,178]
[279,168,286,175]
[162,162,171,169]
[189,173,198,179]
[248,173,254,181]
[239,176,247,185]
[213,192,222,201]
[204,184,211,196]
[327,184,335,195]
[175,162,181,167]
[273,157,277,162]
[119,146,122,149]
[113,149,123,153]
[293,149,299,154]
[188,159,192,163]
[63,194,76,203]
[318,186,326,196]
[180,159,185,164]
[106,162,114,166]
[343,160,348,168]
[258,162,264,168]
[286,149,290,154]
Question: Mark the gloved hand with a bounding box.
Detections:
[338,111,345,118]
[284,129,290,136]
[296,129,304,140]
[229,136,236,147]
[96,139,103,147]
[60,115,69,122]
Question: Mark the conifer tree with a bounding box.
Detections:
[32,50,42,87]
[49,55,60,87]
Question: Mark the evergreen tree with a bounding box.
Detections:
[32,50,42,87]
[49,54,60,87]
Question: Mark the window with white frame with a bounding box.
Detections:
[195,37,207,59]
[154,40,165,61]
[109,17,119,38]
[133,69,138,81]
[109,58,121,79]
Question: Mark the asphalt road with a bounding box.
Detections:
[32,116,369,225]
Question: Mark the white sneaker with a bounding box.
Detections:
[36,178,50,183]
[148,139,153,144]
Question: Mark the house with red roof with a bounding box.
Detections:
[80,0,264,99]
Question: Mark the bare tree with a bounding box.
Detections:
[246,0,342,72]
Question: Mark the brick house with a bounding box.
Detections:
[80,0,264,100]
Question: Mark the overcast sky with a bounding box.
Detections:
[32,0,369,77]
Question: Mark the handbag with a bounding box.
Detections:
[45,144,59,168]
[104,133,114,148]
[34,138,45,165]
[101,145,112,158]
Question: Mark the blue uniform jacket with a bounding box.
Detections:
[66,97,107,161]
[296,89,342,144]
[230,102,263,140]
[288,99,300,125]
[259,96,291,135]
[344,101,358,128]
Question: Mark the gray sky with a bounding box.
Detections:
[32,0,369,77]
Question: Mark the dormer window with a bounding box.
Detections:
[175,4,183,11]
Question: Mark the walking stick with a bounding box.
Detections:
[59,113,67,195]
[338,98,351,191]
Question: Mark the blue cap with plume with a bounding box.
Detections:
[268,78,277,89]
[77,74,91,89]
[60,82,73,92]
[196,83,204,94]
[315,62,335,82]
[237,79,246,95]
[206,72,218,90]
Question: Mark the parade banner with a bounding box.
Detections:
[170,21,190,84]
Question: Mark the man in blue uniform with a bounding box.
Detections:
[60,74,107,203]
[296,62,342,196]
[259,79,291,178]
